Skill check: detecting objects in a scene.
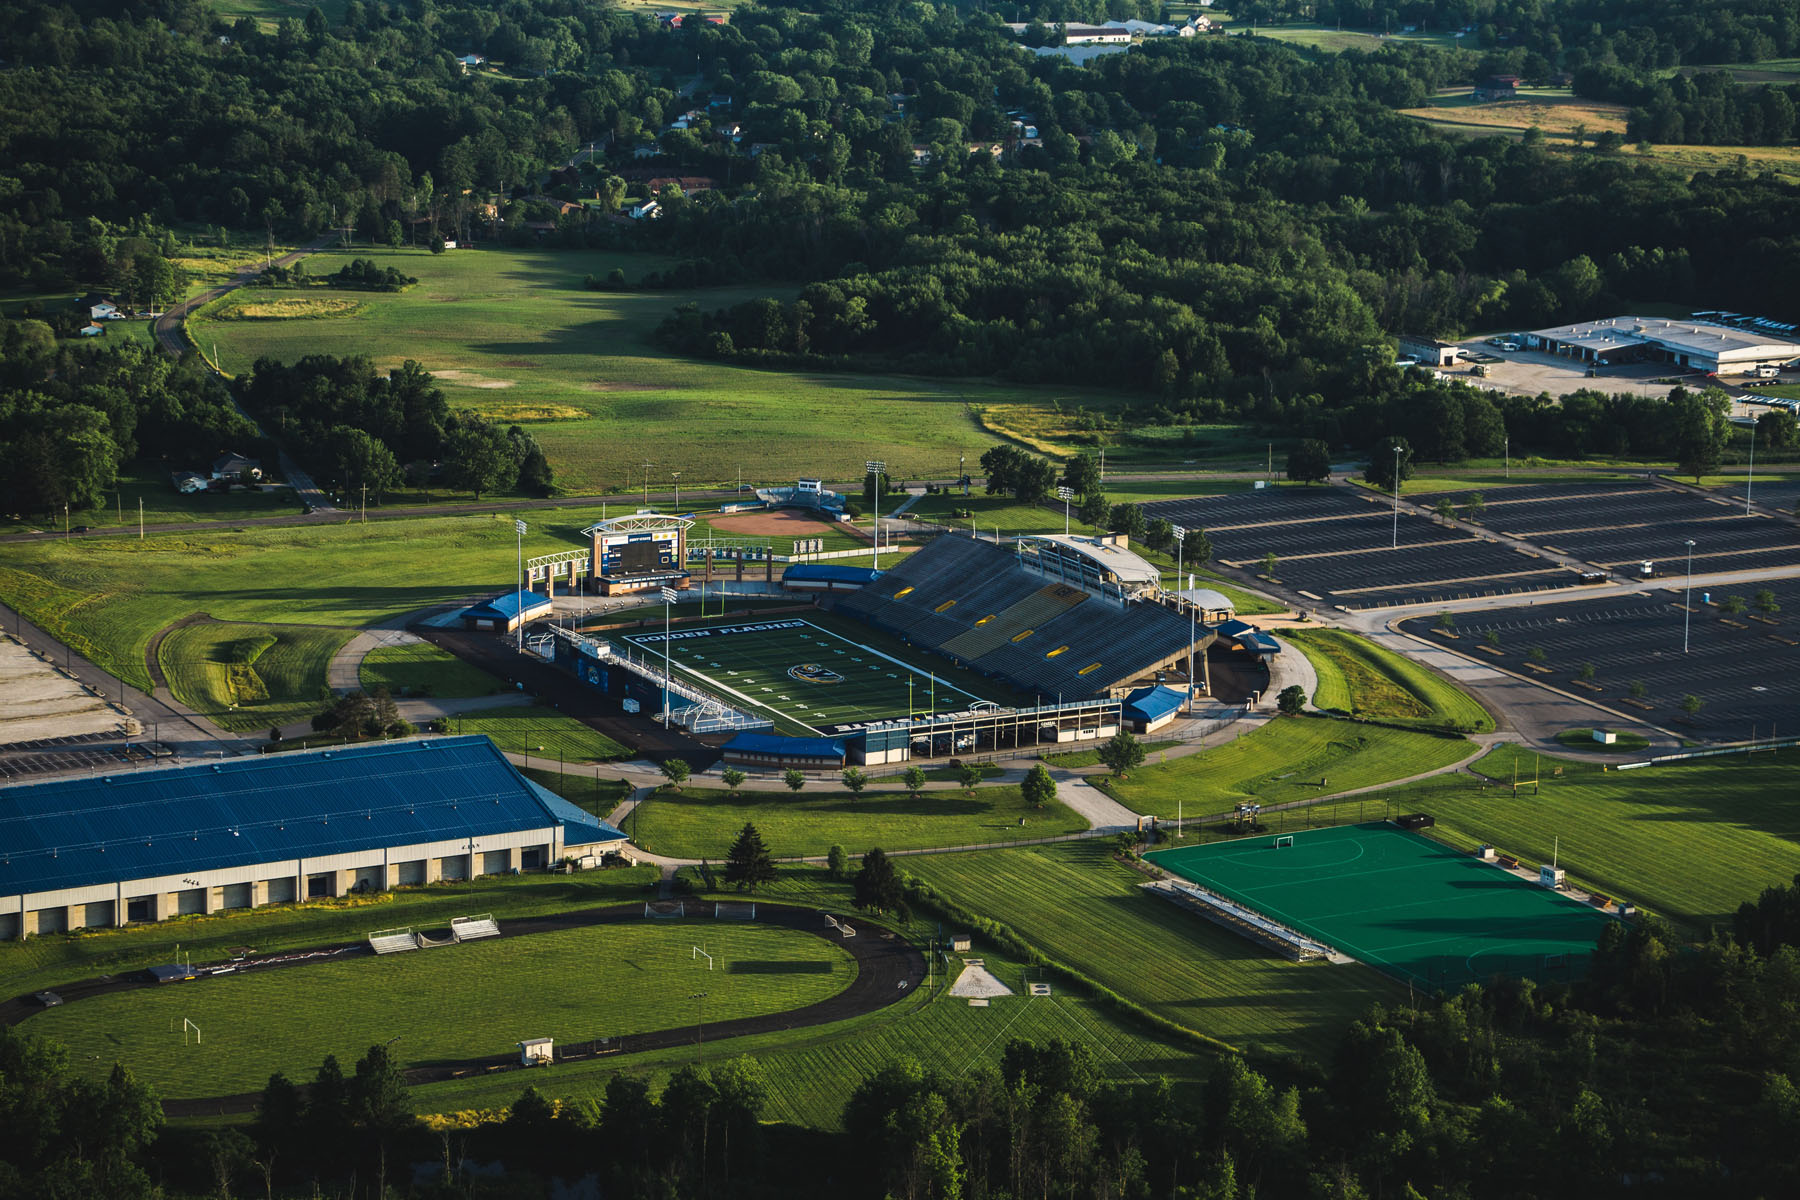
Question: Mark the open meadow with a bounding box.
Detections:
[23,921,853,1097]
[1401,89,1630,138]
[187,245,1136,492]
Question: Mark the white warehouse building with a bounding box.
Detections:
[1526,316,1800,375]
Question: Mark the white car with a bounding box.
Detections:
[1498,341,1520,352]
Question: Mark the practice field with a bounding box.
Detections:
[619,618,997,734]
[1148,824,1619,991]
[23,920,853,1098]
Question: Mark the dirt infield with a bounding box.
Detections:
[712,509,851,538]
[4,901,923,1117]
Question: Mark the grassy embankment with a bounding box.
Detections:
[1285,627,1495,732]
[358,641,503,698]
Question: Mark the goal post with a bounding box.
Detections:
[692,945,713,970]
[1273,835,1295,848]
[183,1017,201,1045]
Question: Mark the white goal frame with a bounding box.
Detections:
[1273,835,1295,848]
[692,945,713,970]
[183,1017,201,1045]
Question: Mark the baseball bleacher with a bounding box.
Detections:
[839,536,1199,697]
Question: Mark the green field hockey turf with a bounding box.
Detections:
[1146,824,1619,991]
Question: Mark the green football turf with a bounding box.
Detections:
[618,617,998,734]
[22,921,853,1098]
[1147,824,1620,991]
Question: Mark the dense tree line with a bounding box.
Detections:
[1576,66,1799,146]
[236,354,554,502]
[0,332,261,517]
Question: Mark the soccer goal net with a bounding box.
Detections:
[1274,835,1295,848]
[645,901,687,919]
[714,902,756,920]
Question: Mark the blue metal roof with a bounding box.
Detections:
[721,733,846,760]
[526,782,628,848]
[783,564,881,585]
[1218,619,1280,655]
[1123,685,1186,723]
[463,591,554,621]
[0,737,596,897]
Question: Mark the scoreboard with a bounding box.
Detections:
[597,528,681,576]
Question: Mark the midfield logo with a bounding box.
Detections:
[788,662,845,684]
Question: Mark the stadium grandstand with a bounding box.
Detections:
[0,736,627,940]
[836,534,1210,699]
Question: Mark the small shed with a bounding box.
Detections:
[1122,684,1187,733]
[518,1037,554,1066]
[950,932,973,952]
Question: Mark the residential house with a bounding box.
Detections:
[910,145,934,168]
[630,200,662,221]
[170,471,208,494]
[456,53,485,71]
[211,453,261,481]
[1474,74,1521,100]
[78,323,104,337]
[88,301,120,320]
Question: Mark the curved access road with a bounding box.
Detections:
[1,901,924,1118]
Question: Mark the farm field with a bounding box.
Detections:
[1241,23,1460,53]
[1401,88,1629,137]
[187,245,1128,492]
[1285,628,1494,732]
[158,620,353,732]
[448,704,631,762]
[1098,717,1475,816]
[359,641,502,698]
[620,617,1001,734]
[24,921,854,1097]
[0,866,660,1004]
[629,783,1088,860]
[1367,748,1800,927]
[903,841,1396,1061]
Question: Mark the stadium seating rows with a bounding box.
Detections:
[841,536,1199,697]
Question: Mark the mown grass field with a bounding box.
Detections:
[359,641,502,698]
[1401,89,1629,137]
[1285,628,1494,732]
[903,841,1396,1061]
[1277,748,1800,928]
[1553,728,1651,753]
[24,922,853,1097]
[1098,717,1474,816]
[158,620,352,731]
[187,245,1130,492]
[450,704,630,762]
[0,501,691,693]
[0,867,660,1004]
[629,783,1088,860]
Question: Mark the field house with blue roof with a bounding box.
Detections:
[0,736,626,940]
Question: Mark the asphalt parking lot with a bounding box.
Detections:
[1440,341,1700,400]
[1147,488,1582,609]
[1396,580,1800,735]
[0,736,170,781]
[1419,482,1800,575]
[1727,475,1800,515]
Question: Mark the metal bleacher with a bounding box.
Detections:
[941,583,1089,660]
[995,595,1197,697]
[368,927,419,955]
[450,913,500,941]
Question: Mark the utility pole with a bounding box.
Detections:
[1682,538,1696,653]
[671,470,681,513]
[1746,425,1756,514]
[138,498,143,540]
[641,459,654,509]
[360,482,368,524]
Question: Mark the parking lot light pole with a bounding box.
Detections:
[1683,539,1696,653]
[1746,427,1755,514]
[1391,445,1401,549]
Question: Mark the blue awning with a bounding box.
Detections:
[463,591,554,622]
[722,733,846,760]
[1123,685,1186,723]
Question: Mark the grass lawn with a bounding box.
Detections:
[158,621,352,732]
[359,641,502,698]
[188,245,1131,492]
[902,841,1396,1062]
[450,704,630,762]
[1099,717,1474,817]
[0,867,659,1004]
[629,783,1087,859]
[518,767,632,822]
[1554,728,1651,753]
[24,922,853,1097]
[1285,628,1494,732]
[0,501,684,694]
[1306,748,1800,928]
[0,462,302,536]
[170,229,304,297]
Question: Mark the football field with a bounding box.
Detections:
[620,618,997,733]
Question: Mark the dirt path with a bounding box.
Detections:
[3,901,923,1118]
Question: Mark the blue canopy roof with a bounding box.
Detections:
[721,732,846,760]
[783,564,881,585]
[463,591,554,621]
[1123,685,1186,723]
[0,736,615,897]
[526,781,627,849]
[1218,619,1280,656]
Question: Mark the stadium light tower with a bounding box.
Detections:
[1683,538,1696,653]
[514,519,527,653]
[1171,524,1186,613]
[1057,485,1073,536]
[661,585,679,724]
[866,460,886,571]
[1390,443,1402,549]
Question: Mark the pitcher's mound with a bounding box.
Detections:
[949,959,1014,999]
